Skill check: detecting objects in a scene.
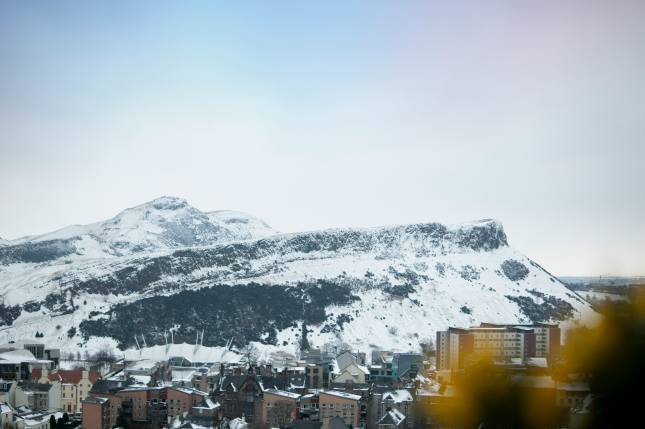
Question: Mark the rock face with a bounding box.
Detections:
[0,197,593,354]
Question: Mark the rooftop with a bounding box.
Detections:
[320,390,361,401]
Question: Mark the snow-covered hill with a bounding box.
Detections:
[2,196,277,260]
[0,197,595,355]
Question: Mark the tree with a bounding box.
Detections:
[49,415,57,429]
[240,343,260,365]
[87,346,117,365]
[300,322,310,352]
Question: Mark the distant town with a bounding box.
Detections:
[0,321,596,429]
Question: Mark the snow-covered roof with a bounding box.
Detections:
[378,408,405,426]
[170,386,208,396]
[126,359,158,371]
[263,389,301,400]
[124,344,243,365]
[382,389,413,403]
[320,390,361,401]
[0,350,37,362]
[130,375,151,386]
[192,398,220,410]
[229,416,248,429]
[172,368,197,382]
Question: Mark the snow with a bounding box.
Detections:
[320,390,361,401]
[4,196,278,259]
[123,343,243,365]
[382,389,413,403]
[263,389,301,399]
[0,204,597,357]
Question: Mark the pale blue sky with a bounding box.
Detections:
[1,1,644,276]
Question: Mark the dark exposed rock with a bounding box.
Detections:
[460,265,480,281]
[0,304,22,326]
[501,260,530,281]
[0,239,78,265]
[506,292,575,322]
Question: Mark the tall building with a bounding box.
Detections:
[436,323,561,370]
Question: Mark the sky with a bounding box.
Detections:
[1,0,644,276]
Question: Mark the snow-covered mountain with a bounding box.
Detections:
[0,197,594,355]
[3,196,276,260]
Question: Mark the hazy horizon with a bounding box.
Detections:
[2,1,644,276]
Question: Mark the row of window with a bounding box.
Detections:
[320,403,354,409]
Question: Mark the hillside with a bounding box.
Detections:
[0,197,594,354]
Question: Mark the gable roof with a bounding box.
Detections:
[17,382,52,393]
[335,352,357,372]
[382,389,413,403]
[378,408,406,426]
[328,416,348,429]
[320,390,361,401]
[29,369,100,385]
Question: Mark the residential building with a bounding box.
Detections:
[377,408,405,429]
[304,364,330,389]
[30,368,101,413]
[392,354,423,382]
[436,323,562,370]
[0,380,16,406]
[377,390,414,428]
[260,389,300,429]
[82,396,109,429]
[166,386,208,420]
[298,393,319,421]
[1,402,14,429]
[333,362,369,385]
[318,391,360,429]
[15,382,60,411]
[13,409,63,429]
[369,351,394,383]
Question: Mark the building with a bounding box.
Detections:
[13,409,63,429]
[260,389,300,429]
[436,323,561,371]
[166,387,208,420]
[318,391,360,429]
[369,351,394,383]
[304,363,330,389]
[298,393,319,421]
[82,396,110,429]
[0,380,16,405]
[556,381,590,411]
[190,397,221,427]
[30,368,101,413]
[1,402,14,429]
[15,382,60,411]
[0,343,45,360]
[0,348,55,382]
[123,360,171,387]
[480,323,561,360]
[332,362,369,385]
[392,354,423,382]
[377,390,414,428]
[377,408,406,429]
